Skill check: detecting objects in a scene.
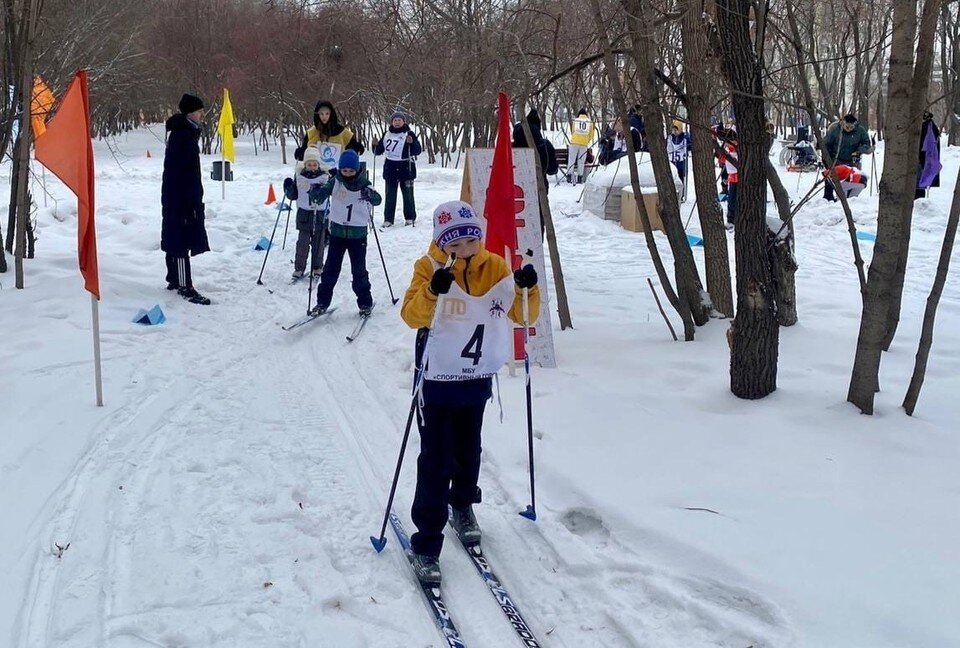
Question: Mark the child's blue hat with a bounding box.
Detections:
[339,150,361,172]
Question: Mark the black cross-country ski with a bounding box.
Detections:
[389,512,467,648]
[453,536,542,647]
[281,307,338,331]
[346,312,371,342]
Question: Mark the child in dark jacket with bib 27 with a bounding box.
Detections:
[399,200,541,585]
[308,150,382,316]
[373,111,422,227]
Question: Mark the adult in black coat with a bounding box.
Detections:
[916,111,941,200]
[161,93,211,305]
[512,109,559,182]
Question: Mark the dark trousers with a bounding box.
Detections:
[295,224,324,272]
[411,401,486,557]
[727,182,738,225]
[672,160,687,185]
[165,254,192,289]
[824,180,837,202]
[383,179,417,223]
[315,235,372,309]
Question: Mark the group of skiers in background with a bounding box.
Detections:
[160,92,943,308]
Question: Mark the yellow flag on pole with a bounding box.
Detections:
[31,76,56,139]
[217,88,235,163]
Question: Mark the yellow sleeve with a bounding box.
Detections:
[509,285,541,325]
[488,254,541,325]
[401,256,439,329]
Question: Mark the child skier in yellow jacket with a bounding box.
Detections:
[400,200,540,584]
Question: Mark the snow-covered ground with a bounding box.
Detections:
[1,127,958,648]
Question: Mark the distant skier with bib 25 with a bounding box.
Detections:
[400,200,540,584]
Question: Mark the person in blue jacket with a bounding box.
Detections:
[373,110,422,227]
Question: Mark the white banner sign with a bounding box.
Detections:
[461,148,557,368]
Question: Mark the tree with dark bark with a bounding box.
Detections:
[848,0,941,414]
[716,0,780,398]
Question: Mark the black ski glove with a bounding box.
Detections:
[514,264,538,289]
[430,268,455,295]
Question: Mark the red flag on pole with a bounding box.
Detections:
[35,70,99,299]
[484,92,519,266]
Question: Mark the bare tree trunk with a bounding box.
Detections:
[5,135,19,253]
[14,2,36,289]
[680,0,733,317]
[716,0,780,398]
[903,164,960,414]
[765,138,799,326]
[848,0,941,414]
[881,0,942,351]
[516,97,574,331]
[587,0,696,340]
[623,0,710,327]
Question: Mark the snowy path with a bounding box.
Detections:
[4,127,958,647]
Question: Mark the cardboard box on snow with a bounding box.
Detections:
[620,186,663,232]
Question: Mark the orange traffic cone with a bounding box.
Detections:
[265,183,277,205]
[146,150,152,158]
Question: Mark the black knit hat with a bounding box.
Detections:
[843,114,858,124]
[179,94,204,114]
[526,109,541,127]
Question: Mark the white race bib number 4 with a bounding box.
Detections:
[425,276,516,381]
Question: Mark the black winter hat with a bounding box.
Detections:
[179,94,204,114]
[526,109,541,127]
[843,114,858,124]
[577,108,589,117]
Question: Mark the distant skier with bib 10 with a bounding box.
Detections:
[309,150,381,317]
[400,200,541,584]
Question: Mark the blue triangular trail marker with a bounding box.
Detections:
[370,535,387,553]
[686,234,704,247]
[133,304,166,325]
[519,505,537,521]
[856,231,876,242]
[254,236,271,251]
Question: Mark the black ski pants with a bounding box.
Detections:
[165,254,192,289]
[315,235,372,310]
[410,401,485,557]
[383,178,417,224]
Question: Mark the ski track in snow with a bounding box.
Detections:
[5,127,958,647]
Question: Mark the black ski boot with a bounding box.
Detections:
[178,287,211,305]
[412,553,442,585]
[359,302,375,318]
[309,304,329,317]
[449,505,481,545]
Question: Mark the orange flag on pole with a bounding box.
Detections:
[31,76,56,139]
[35,70,99,299]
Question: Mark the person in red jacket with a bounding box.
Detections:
[824,164,868,199]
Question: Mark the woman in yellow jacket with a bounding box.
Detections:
[400,200,540,584]
[294,100,364,169]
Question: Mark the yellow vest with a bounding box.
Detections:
[570,118,593,146]
[305,125,354,149]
